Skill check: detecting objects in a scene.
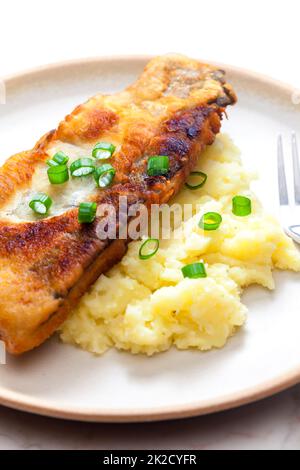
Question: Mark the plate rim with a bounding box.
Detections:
[1,54,299,423]
[1,365,300,422]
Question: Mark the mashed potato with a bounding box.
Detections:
[60,135,300,355]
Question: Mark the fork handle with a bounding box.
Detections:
[286,225,300,244]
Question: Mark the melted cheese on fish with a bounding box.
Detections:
[1,141,112,222]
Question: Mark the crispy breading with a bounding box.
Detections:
[0,54,236,354]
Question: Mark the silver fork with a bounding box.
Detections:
[278,132,300,244]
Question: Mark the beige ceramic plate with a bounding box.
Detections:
[0,56,300,422]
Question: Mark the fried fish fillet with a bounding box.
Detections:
[0,54,236,354]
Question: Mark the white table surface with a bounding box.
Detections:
[0,0,300,450]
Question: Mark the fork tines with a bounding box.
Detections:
[278,133,300,205]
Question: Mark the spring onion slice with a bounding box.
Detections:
[181,262,207,279]
[52,151,69,165]
[29,193,52,215]
[139,238,159,260]
[147,156,169,176]
[92,142,116,160]
[94,164,116,188]
[199,212,222,231]
[70,158,95,177]
[78,202,97,223]
[47,164,69,184]
[232,195,252,216]
[46,159,59,167]
[185,171,207,190]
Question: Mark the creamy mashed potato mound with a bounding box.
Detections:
[60,135,300,355]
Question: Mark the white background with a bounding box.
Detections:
[0,0,300,88]
[0,0,300,450]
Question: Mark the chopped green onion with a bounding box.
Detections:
[185,171,207,190]
[70,158,95,177]
[94,164,116,188]
[147,155,170,176]
[181,262,207,279]
[78,202,97,223]
[52,151,69,165]
[92,142,116,160]
[139,238,159,260]
[47,164,69,184]
[29,193,52,215]
[46,159,59,167]
[199,212,222,231]
[232,196,252,216]
[47,151,69,167]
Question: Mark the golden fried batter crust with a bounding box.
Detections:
[0,55,236,354]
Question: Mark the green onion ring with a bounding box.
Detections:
[185,171,207,190]
[139,238,159,260]
[92,142,116,160]
[232,196,252,216]
[46,159,59,167]
[181,262,207,279]
[29,193,52,215]
[199,212,222,231]
[70,158,95,177]
[147,155,170,176]
[78,202,97,223]
[52,151,69,165]
[94,164,116,188]
[47,164,69,184]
